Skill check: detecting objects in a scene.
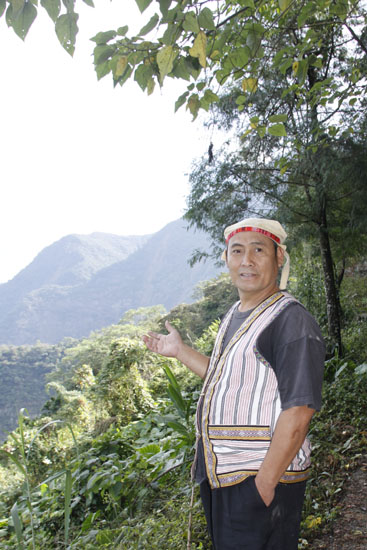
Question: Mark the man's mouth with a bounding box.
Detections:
[239,272,257,278]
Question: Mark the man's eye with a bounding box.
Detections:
[255,247,263,252]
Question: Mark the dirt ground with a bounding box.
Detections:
[309,456,367,550]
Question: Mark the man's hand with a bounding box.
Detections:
[142,321,182,358]
[142,321,210,379]
[254,405,315,507]
[254,477,275,507]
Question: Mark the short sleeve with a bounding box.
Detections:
[256,302,325,411]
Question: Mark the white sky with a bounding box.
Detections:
[0,1,211,283]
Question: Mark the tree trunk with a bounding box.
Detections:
[318,210,343,354]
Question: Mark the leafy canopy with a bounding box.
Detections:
[3,0,367,128]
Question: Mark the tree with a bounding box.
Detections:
[184,58,367,351]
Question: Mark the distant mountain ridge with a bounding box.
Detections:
[0,220,222,345]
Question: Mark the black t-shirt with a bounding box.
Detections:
[222,301,325,410]
[194,300,325,483]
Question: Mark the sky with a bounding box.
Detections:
[0,1,212,283]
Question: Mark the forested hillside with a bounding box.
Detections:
[0,264,366,549]
[0,220,222,345]
[0,343,69,441]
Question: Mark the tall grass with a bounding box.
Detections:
[0,409,78,549]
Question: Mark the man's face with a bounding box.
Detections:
[226,231,284,303]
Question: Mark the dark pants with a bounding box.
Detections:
[200,476,306,550]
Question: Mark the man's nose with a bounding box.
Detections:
[240,251,254,266]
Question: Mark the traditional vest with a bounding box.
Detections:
[196,291,311,489]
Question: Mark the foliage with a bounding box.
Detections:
[301,360,367,541]
[288,244,328,330]
[3,1,367,131]
[91,337,154,424]
[0,409,78,550]
[0,343,69,440]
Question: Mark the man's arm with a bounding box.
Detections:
[255,405,315,506]
[142,321,210,379]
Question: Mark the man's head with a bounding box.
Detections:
[222,218,290,291]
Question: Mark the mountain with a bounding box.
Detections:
[0,220,222,344]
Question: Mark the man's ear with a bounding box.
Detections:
[277,246,285,268]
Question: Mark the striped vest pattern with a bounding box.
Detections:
[196,291,311,489]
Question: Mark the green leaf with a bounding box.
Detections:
[167,420,189,435]
[135,0,153,13]
[278,0,291,11]
[235,94,247,105]
[267,123,287,137]
[189,30,207,68]
[0,0,6,18]
[111,55,128,78]
[64,470,72,544]
[11,503,23,549]
[183,11,199,34]
[172,57,191,80]
[201,88,219,110]
[9,1,37,40]
[93,45,115,65]
[90,30,116,45]
[41,0,60,22]
[10,0,24,17]
[138,13,159,36]
[161,22,178,45]
[162,364,180,393]
[186,94,200,120]
[297,4,314,28]
[117,25,128,36]
[134,63,154,91]
[138,443,160,457]
[174,91,189,112]
[295,58,308,85]
[158,0,171,16]
[269,113,287,123]
[95,60,111,80]
[330,0,348,20]
[82,0,94,6]
[55,12,79,55]
[87,472,104,490]
[167,386,186,416]
[198,7,215,31]
[157,45,177,83]
[229,47,249,68]
[245,24,264,55]
[116,64,133,86]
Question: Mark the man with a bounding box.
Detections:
[143,218,325,550]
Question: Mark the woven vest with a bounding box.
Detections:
[196,291,311,489]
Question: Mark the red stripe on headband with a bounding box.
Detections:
[226,227,281,244]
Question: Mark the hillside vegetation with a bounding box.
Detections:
[0,261,366,549]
